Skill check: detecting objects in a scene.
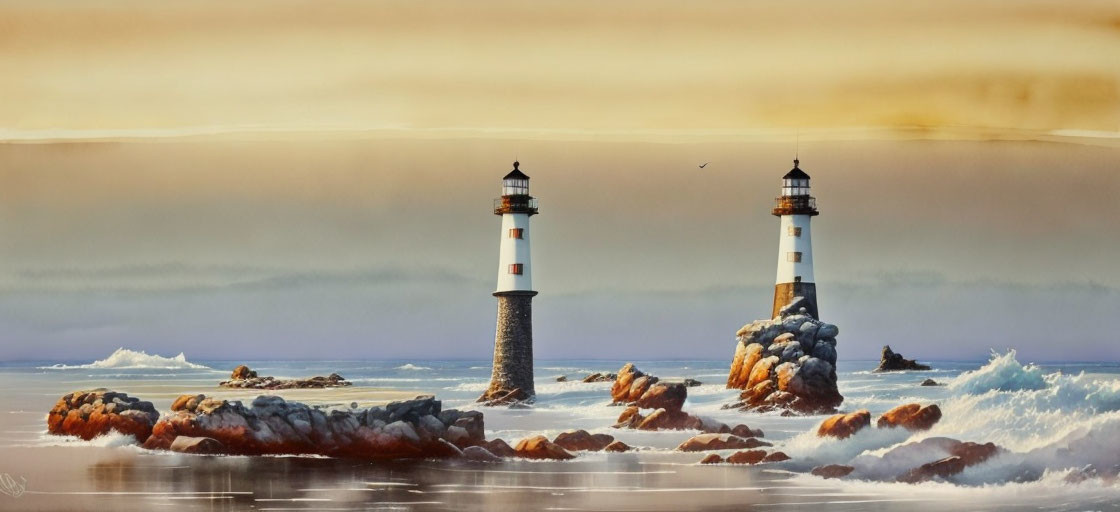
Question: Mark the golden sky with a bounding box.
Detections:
[1,0,1117,142]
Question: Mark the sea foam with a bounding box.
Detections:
[40,347,209,370]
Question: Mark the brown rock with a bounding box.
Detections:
[610,363,645,403]
[603,441,630,452]
[763,451,791,462]
[742,380,775,406]
[636,382,688,413]
[483,438,517,458]
[614,406,643,428]
[552,430,614,452]
[878,403,942,431]
[700,453,724,464]
[169,436,224,455]
[811,464,855,479]
[726,450,767,464]
[747,356,779,388]
[627,375,659,402]
[514,435,576,460]
[676,433,771,452]
[817,410,871,439]
[583,372,616,383]
[898,441,1000,483]
[230,365,257,380]
[727,343,764,389]
[730,424,764,439]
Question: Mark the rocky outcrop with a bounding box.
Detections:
[583,372,617,383]
[817,410,871,439]
[552,430,615,452]
[877,403,942,431]
[220,366,351,390]
[676,433,770,452]
[896,440,1001,483]
[514,435,575,460]
[610,364,659,404]
[725,302,843,413]
[811,464,855,479]
[47,390,160,442]
[635,382,687,413]
[874,345,931,372]
[142,394,484,459]
[609,364,730,432]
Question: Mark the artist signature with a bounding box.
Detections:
[0,473,26,498]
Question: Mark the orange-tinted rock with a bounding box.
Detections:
[811,464,854,479]
[169,436,224,454]
[611,363,645,403]
[603,440,630,452]
[634,409,699,431]
[614,406,643,428]
[636,382,688,413]
[230,365,257,380]
[514,435,576,460]
[727,343,764,389]
[47,390,159,442]
[877,403,942,431]
[763,451,790,462]
[817,410,871,439]
[726,449,767,464]
[700,453,723,464]
[627,375,659,402]
[552,430,614,452]
[747,356,779,388]
[676,433,771,452]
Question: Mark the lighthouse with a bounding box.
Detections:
[479,161,539,404]
[771,159,820,319]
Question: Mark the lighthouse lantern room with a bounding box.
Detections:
[771,159,820,319]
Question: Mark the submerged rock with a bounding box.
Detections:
[877,403,942,431]
[676,433,770,452]
[896,440,1001,483]
[219,365,351,390]
[699,453,724,464]
[874,346,932,372]
[47,390,160,442]
[169,436,224,454]
[817,410,871,439]
[552,430,614,452]
[811,464,855,479]
[920,378,941,386]
[603,440,631,453]
[725,301,843,414]
[726,449,767,464]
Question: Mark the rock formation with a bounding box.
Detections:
[724,301,843,413]
[142,394,484,459]
[893,439,1001,483]
[676,433,771,452]
[609,363,730,432]
[219,365,351,389]
[552,430,615,452]
[582,372,616,383]
[816,409,871,439]
[877,403,942,431]
[514,435,575,460]
[875,345,931,372]
[920,378,941,386]
[811,464,855,479]
[47,390,160,442]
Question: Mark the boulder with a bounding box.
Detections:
[730,424,764,438]
[603,440,631,453]
[462,446,502,462]
[699,453,724,464]
[582,372,617,383]
[47,390,160,442]
[811,464,855,479]
[726,450,767,464]
[230,365,257,380]
[552,430,614,452]
[676,433,770,452]
[555,375,569,382]
[169,436,224,455]
[483,438,517,458]
[921,378,940,386]
[614,406,643,428]
[817,410,871,439]
[877,403,942,431]
[897,441,1000,483]
[763,451,790,462]
[874,345,931,372]
[636,382,688,413]
[514,435,576,460]
[611,363,646,403]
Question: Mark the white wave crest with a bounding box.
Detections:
[39,347,209,370]
[394,363,432,371]
[948,350,1047,393]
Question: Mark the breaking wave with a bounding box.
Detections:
[786,350,1120,487]
[39,347,209,370]
[394,363,432,371]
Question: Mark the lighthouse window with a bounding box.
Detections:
[788,226,802,237]
[508,263,524,275]
[787,252,802,263]
[509,228,524,239]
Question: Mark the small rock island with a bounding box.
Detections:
[875,345,932,372]
[219,365,352,389]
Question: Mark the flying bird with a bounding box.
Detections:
[698,162,710,169]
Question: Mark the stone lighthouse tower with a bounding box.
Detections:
[479,161,539,404]
[771,159,820,319]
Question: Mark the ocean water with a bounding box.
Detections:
[0,349,1118,511]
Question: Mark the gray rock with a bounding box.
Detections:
[462,445,502,462]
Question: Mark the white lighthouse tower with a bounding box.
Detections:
[771,159,820,319]
[480,161,539,404]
